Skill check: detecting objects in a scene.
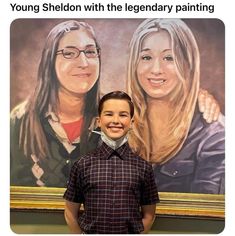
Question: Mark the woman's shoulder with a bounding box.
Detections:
[191,110,225,133]
[217,113,225,127]
[10,101,28,121]
[203,112,225,133]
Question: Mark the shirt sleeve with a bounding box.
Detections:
[140,163,160,205]
[63,161,85,203]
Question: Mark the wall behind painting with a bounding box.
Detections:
[11,211,224,234]
[10,19,225,113]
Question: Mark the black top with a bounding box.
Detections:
[10,112,100,187]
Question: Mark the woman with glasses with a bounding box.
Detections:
[127,19,225,194]
[10,20,101,187]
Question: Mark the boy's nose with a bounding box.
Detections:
[112,115,120,123]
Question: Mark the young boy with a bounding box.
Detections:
[63,91,159,234]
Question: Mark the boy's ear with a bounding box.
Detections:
[96,117,101,127]
[130,118,134,129]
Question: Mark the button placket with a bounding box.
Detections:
[112,154,117,205]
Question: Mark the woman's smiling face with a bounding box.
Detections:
[55,29,100,95]
[137,30,180,100]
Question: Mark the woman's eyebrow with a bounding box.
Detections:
[162,49,172,53]
[140,48,150,52]
[64,44,96,49]
[141,48,172,53]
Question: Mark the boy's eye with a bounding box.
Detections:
[120,114,128,117]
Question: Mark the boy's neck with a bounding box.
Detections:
[101,131,128,150]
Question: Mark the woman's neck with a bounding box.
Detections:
[146,97,174,148]
[57,88,85,123]
[147,97,172,122]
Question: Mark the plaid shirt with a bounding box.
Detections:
[64,142,159,234]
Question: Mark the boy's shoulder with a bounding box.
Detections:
[128,147,152,168]
[73,145,103,166]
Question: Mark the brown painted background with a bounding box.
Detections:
[10,19,225,113]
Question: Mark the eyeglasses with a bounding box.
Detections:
[56,46,100,59]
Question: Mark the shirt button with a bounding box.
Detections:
[172,170,178,176]
[66,159,70,164]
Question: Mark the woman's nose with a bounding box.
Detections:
[75,52,89,68]
[151,59,162,74]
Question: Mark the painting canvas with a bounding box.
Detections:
[10,18,225,217]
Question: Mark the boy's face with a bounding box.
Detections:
[97,99,133,140]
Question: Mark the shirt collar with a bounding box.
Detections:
[45,105,59,122]
[100,131,128,150]
[98,142,132,160]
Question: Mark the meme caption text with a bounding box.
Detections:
[10,2,215,14]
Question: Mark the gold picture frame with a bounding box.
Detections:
[10,186,224,219]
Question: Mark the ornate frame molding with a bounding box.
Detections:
[10,186,224,219]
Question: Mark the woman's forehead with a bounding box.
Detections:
[59,29,95,47]
[141,30,171,49]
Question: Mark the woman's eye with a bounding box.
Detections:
[64,52,74,56]
[163,55,174,61]
[141,55,152,61]
[63,51,76,58]
[86,50,96,55]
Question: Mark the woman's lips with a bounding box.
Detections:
[72,73,91,78]
[148,78,166,86]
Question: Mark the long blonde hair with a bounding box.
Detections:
[127,19,200,164]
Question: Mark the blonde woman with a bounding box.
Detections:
[127,19,225,194]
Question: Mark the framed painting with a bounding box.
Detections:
[10,18,225,219]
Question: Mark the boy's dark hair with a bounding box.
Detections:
[98,91,134,118]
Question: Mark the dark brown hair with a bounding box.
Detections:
[98,91,134,118]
